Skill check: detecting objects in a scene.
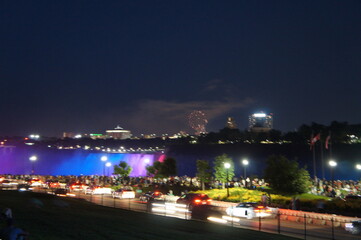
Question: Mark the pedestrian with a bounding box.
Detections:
[1,208,12,221]
[295,197,300,210]
[261,194,268,206]
[0,219,29,240]
[291,197,296,210]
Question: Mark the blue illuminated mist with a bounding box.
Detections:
[0,147,165,176]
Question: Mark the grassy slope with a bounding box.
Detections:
[0,191,298,240]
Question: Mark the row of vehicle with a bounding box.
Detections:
[7,179,358,235]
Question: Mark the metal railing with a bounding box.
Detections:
[28,188,361,240]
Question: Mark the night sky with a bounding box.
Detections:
[1,0,361,137]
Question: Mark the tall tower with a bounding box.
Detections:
[249,112,273,132]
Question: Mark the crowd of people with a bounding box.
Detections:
[310,178,361,198]
[1,174,268,190]
[1,174,360,198]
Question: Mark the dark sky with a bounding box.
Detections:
[1,0,361,137]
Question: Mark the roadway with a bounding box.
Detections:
[63,191,359,240]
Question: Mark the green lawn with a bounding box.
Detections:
[194,187,329,203]
[0,191,298,240]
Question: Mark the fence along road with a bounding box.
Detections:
[49,189,360,240]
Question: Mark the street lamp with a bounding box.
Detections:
[328,160,337,188]
[105,162,112,176]
[224,162,231,197]
[356,164,361,170]
[101,156,108,176]
[29,155,37,175]
[242,159,249,179]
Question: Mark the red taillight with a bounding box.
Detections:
[194,199,201,204]
[207,199,212,202]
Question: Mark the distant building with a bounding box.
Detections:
[106,126,132,139]
[225,117,237,129]
[63,132,76,138]
[249,112,273,132]
[140,134,157,139]
[88,133,105,139]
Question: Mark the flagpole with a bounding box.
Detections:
[326,131,332,160]
[329,136,332,160]
[320,138,324,179]
[313,141,317,180]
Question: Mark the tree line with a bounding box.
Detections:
[198,121,361,144]
[39,120,361,149]
[113,154,310,195]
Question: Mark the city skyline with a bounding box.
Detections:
[1,1,361,136]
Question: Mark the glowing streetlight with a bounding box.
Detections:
[29,155,37,175]
[242,159,249,179]
[329,160,337,167]
[224,162,231,197]
[356,164,361,170]
[101,156,108,176]
[328,160,337,188]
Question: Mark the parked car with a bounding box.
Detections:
[176,193,212,209]
[345,220,361,235]
[112,188,135,199]
[191,205,223,221]
[17,184,32,191]
[0,179,19,188]
[28,178,43,187]
[139,191,164,202]
[54,188,68,196]
[69,183,88,191]
[85,186,112,195]
[226,202,272,220]
[48,181,67,189]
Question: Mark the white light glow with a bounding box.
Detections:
[253,113,266,117]
[207,217,227,224]
[29,134,40,139]
[151,208,176,214]
[29,156,37,162]
[105,162,112,167]
[329,160,337,167]
[356,164,361,170]
[242,159,249,165]
[101,156,108,162]
[224,162,231,169]
[222,216,241,222]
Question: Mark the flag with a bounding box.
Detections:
[310,133,320,150]
[325,133,331,150]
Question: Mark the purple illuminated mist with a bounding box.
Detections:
[0,147,165,176]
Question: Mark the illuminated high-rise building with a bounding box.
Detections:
[225,117,237,129]
[248,112,273,132]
